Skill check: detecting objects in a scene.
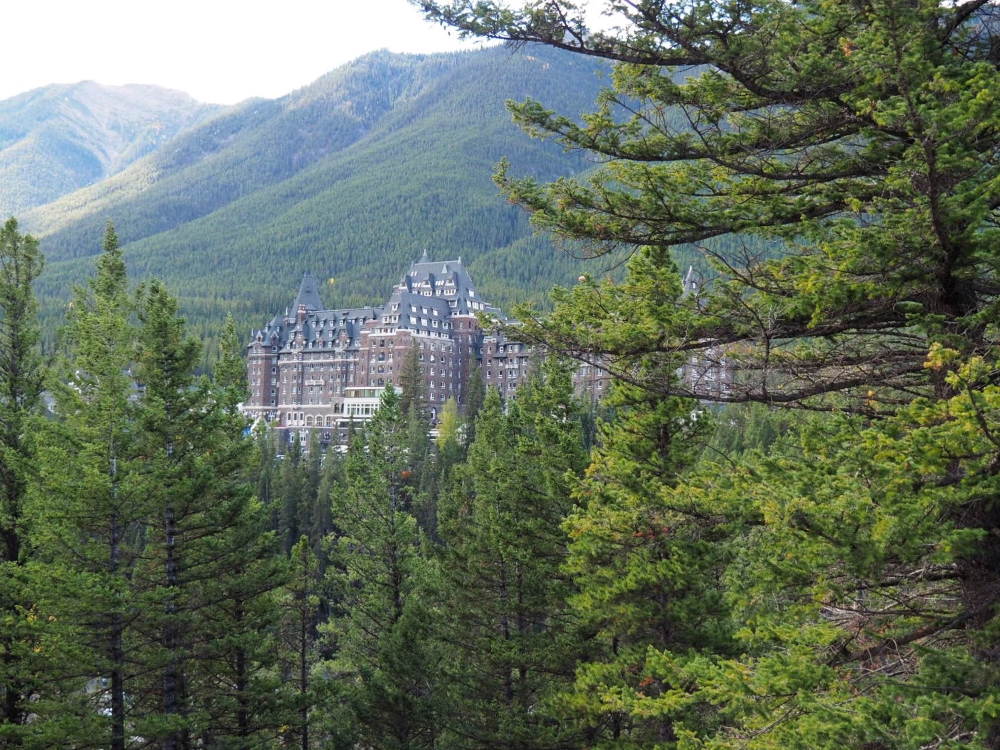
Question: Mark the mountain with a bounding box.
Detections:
[20,47,614,354]
[0,81,221,217]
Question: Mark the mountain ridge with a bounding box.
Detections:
[0,81,222,217]
[17,47,613,361]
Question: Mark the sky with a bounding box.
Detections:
[3,0,485,104]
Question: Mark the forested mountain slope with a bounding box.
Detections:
[0,82,220,217]
[23,47,611,349]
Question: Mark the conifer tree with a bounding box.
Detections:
[278,536,323,750]
[30,221,140,749]
[0,218,45,740]
[463,366,485,444]
[325,387,440,750]
[434,361,588,748]
[129,279,283,747]
[398,343,427,423]
[404,399,434,532]
[279,435,305,555]
[559,378,721,745]
[215,311,249,412]
[311,447,341,570]
[298,432,323,550]
[416,0,1000,410]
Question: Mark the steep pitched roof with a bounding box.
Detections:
[293,273,324,311]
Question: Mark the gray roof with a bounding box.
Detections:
[293,273,325,312]
[251,304,382,354]
[251,254,492,352]
[394,254,483,316]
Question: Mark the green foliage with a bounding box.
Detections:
[26,232,285,748]
[28,221,140,748]
[0,82,218,217]
[215,311,250,410]
[277,536,325,750]
[0,218,45,739]
[651,361,1000,748]
[559,375,722,746]
[411,2,1000,744]
[433,360,589,748]
[704,403,803,461]
[420,0,1000,411]
[23,47,612,354]
[436,397,460,448]
[324,387,440,749]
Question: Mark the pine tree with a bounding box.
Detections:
[311,447,341,569]
[407,4,1000,744]
[464,366,485,444]
[30,221,140,749]
[324,387,440,750]
[298,432,323,551]
[0,218,45,741]
[278,536,323,750]
[416,0,1000,410]
[559,377,722,746]
[434,361,588,748]
[129,279,284,747]
[214,311,249,413]
[279,436,305,555]
[399,343,427,424]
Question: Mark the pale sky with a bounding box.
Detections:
[4,0,486,104]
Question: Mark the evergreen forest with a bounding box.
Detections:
[4,0,1000,746]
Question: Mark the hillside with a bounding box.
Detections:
[0,82,220,217]
[22,47,614,355]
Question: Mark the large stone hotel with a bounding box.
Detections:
[242,255,731,448]
[242,253,558,446]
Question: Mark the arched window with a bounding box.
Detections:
[306,416,314,426]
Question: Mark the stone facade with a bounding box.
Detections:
[243,253,535,447]
[243,255,729,448]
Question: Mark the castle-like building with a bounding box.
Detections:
[243,253,559,446]
[243,255,731,448]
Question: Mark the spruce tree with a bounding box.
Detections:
[0,218,45,740]
[130,279,281,748]
[278,536,323,750]
[30,221,140,749]
[559,379,722,745]
[278,436,305,555]
[324,387,439,750]
[434,361,588,749]
[463,366,485,444]
[214,311,249,412]
[398,343,427,423]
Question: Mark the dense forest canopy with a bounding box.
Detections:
[417,0,1000,413]
[14,47,616,363]
[5,0,1000,746]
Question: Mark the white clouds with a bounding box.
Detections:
[4,0,479,103]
